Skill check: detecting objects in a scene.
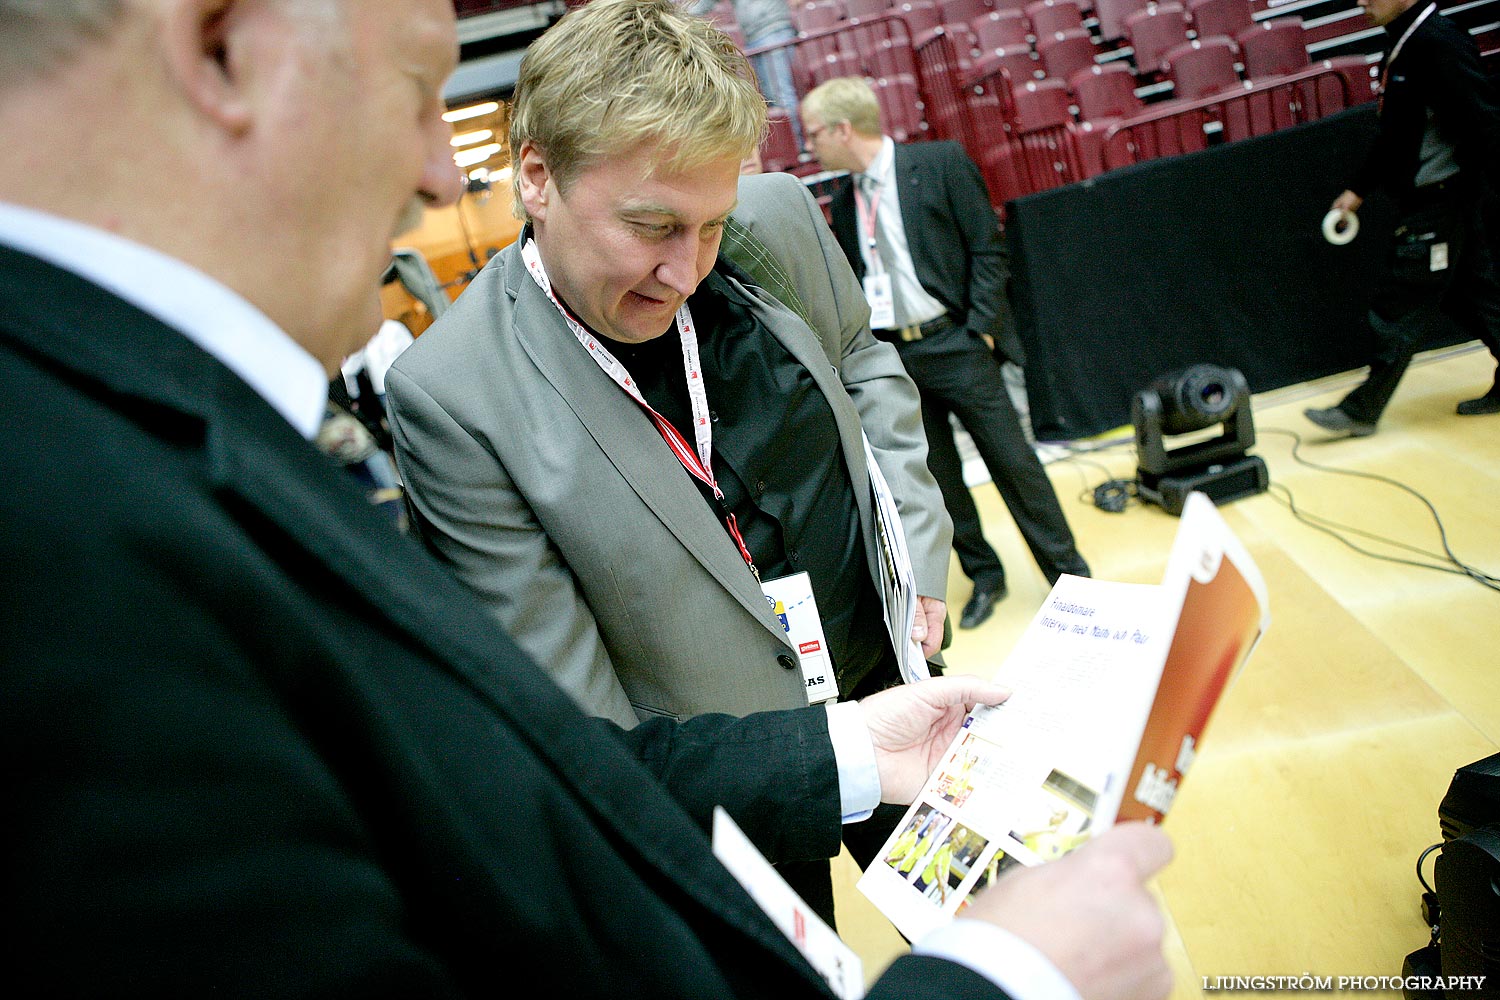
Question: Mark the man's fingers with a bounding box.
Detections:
[914,674,1011,709]
[1090,822,1174,881]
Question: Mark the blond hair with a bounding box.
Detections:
[508,0,767,217]
[802,76,884,138]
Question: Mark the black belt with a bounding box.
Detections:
[872,314,954,343]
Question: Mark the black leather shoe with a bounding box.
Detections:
[1456,391,1500,416]
[1304,406,1376,438]
[959,580,1007,629]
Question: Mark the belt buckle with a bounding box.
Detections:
[900,324,922,342]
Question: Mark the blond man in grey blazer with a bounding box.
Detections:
[388,0,951,732]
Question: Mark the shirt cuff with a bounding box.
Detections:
[825,701,881,823]
[914,919,1084,1000]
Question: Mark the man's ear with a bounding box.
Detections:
[158,0,253,135]
[515,140,553,223]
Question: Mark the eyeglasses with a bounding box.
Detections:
[805,122,833,143]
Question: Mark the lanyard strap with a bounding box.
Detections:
[519,239,759,578]
[1379,4,1436,106]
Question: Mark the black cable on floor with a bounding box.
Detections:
[1053,438,1140,512]
[1258,427,1500,592]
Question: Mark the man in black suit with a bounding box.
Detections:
[803,77,1090,629]
[0,1,1172,997]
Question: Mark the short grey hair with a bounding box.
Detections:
[0,0,124,85]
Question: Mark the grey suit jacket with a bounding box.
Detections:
[388,172,951,727]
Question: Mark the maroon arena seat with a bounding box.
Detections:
[1187,0,1254,44]
[970,44,1043,85]
[1070,61,1144,121]
[793,0,846,32]
[873,75,926,141]
[844,0,892,18]
[1093,0,1151,40]
[1010,75,1074,130]
[897,0,944,36]
[1037,27,1098,80]
[761,112,803,173]
[1124,2,1190,77]
[1026,0,1086,38]
[1237,17,1309,80]
[937,0,992,24]
[1163,35,1241,99]
[972,9,1031,48]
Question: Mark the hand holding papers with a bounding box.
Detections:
[858,493,1269,941]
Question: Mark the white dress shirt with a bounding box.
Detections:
[853,136,947,328]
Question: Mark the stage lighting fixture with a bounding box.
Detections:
[1403,753,1500,999]
[1132,364,1268,516]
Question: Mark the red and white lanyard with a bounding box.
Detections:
[1378,3,1436,112]
[520,239,760,578]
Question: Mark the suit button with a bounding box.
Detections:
[777,653,796,670]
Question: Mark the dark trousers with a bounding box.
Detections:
[1340,188,1500,424]
[896,326,1087,586]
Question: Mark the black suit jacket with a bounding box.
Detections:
[0,245,1004,999]
[828,140,1022,364]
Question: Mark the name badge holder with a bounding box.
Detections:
[761,571,840,704]
[862,272,896,331]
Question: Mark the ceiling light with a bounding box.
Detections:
[450,129,494,147]
[443,101,499,123]
[453,143,502,168]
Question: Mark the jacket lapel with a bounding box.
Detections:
[715,229,883,607]
[827,180,864,281]
[892,143,936,283]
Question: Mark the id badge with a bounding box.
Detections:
[862,272,896,330]
[761,571,839,704]
[1431,242,1449,272]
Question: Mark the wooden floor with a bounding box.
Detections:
[833,345,1500,996]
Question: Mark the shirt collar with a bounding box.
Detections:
[860,136,896,187]
[0,201,328,439]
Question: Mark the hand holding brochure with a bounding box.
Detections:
[857,492,1270,942]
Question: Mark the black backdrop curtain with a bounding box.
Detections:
[1006,105,1457,441]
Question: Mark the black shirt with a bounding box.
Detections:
[604,269,893,695]
[1353,2,1500,204]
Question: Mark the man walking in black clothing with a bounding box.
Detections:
[1305,0,1500,436]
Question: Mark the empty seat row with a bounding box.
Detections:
[964,41,1369,204]
[1124,0,1276,77]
